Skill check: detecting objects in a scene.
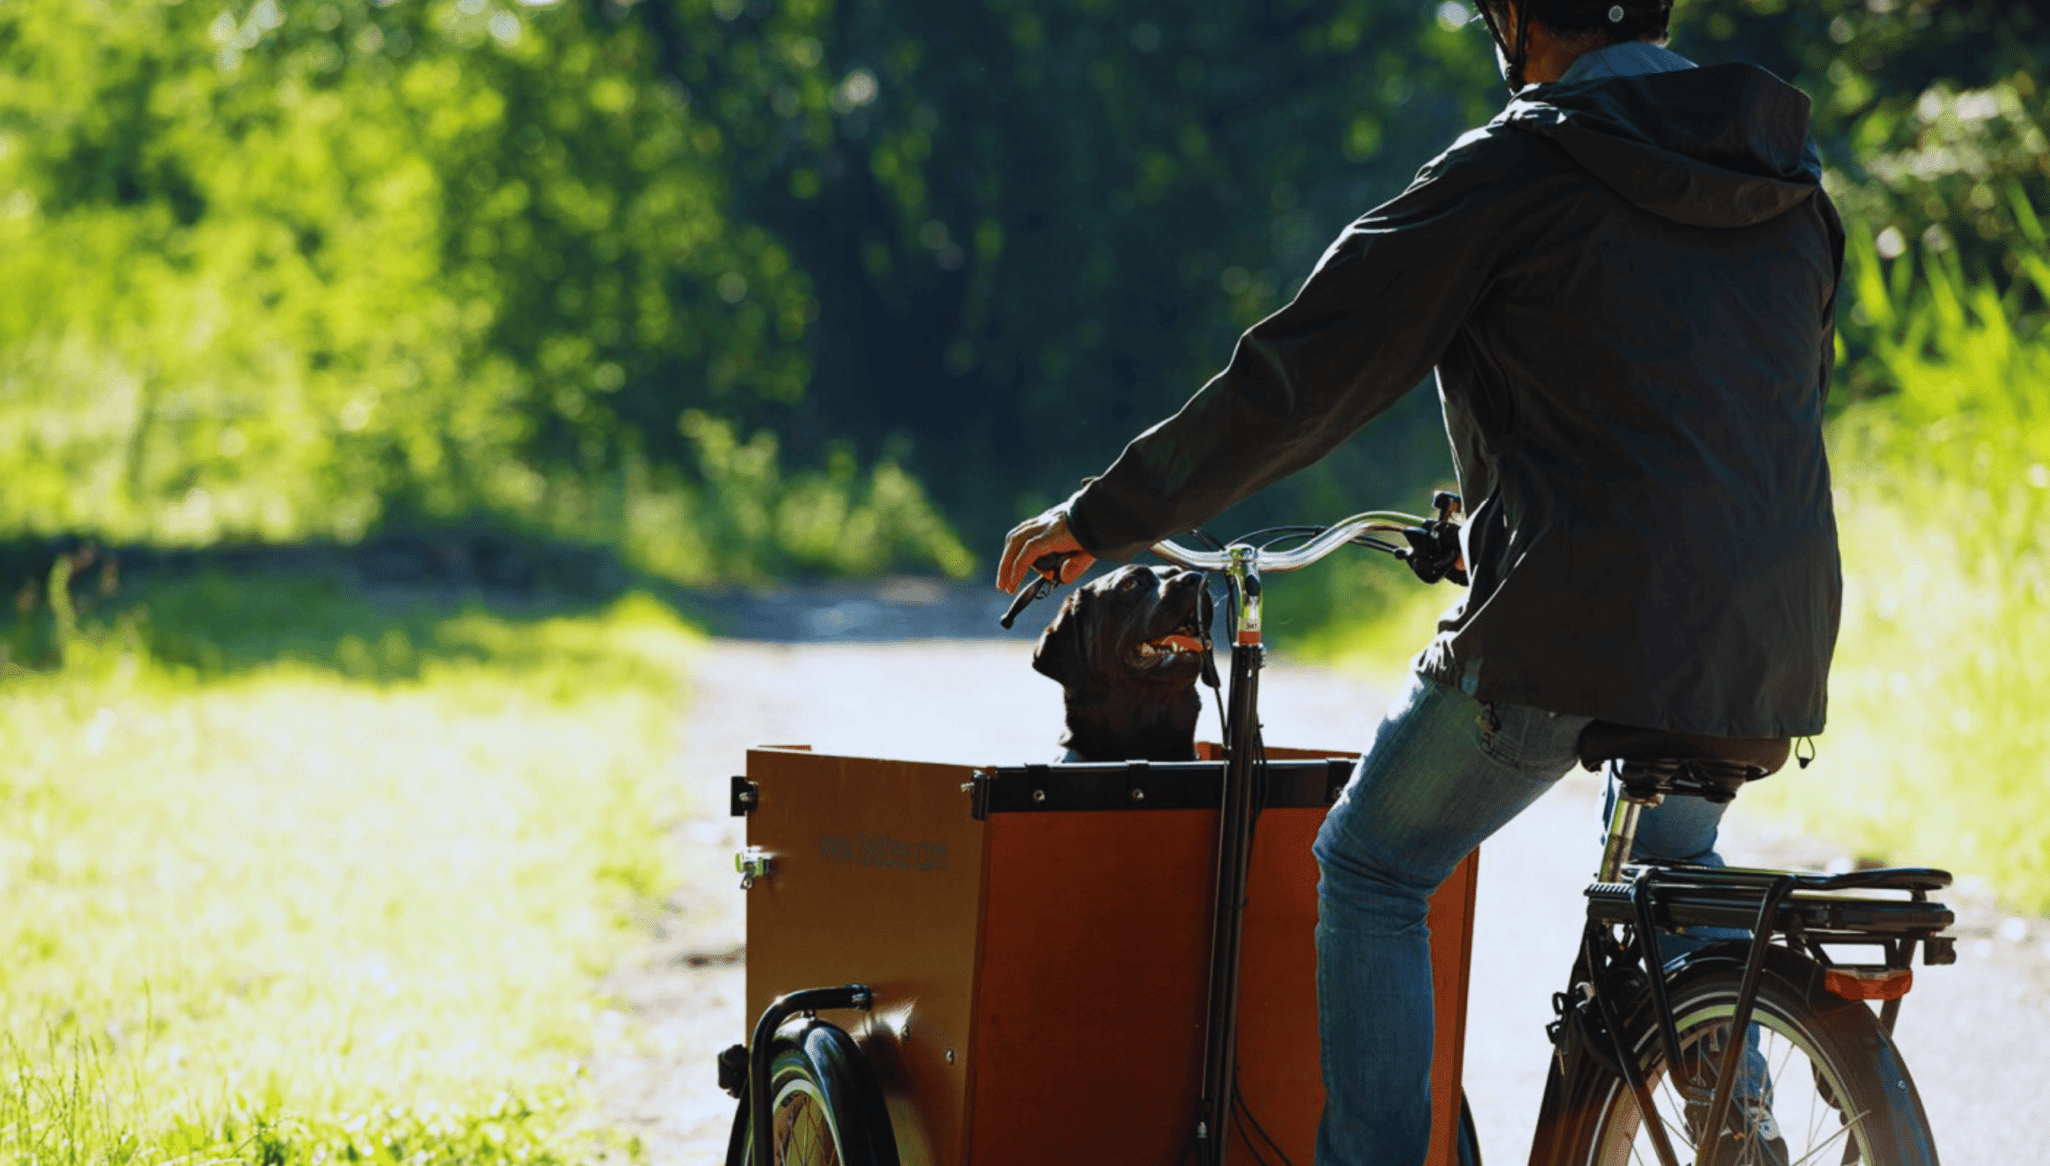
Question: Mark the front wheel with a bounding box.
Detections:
[723,1021,899,1166]
[1556,958,1937,1166]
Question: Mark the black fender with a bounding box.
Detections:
[725,1020,900,1166]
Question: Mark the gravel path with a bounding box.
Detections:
[593,581,2050,1163]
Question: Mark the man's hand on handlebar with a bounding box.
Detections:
[996,507,1096,594]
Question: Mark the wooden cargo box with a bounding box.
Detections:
[739,744,1478,1166]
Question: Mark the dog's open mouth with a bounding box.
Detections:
[1131,619,1206,665]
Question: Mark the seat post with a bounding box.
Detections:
[1598,762,1662,882]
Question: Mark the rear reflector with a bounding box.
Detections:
[1824,965,1914,1001]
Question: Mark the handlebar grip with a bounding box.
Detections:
[999,581,1043,629]
[997,553,1074,630]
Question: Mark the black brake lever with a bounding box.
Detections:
[998,553,1075,629]
[1399,521,1468,587]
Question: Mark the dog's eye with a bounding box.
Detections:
[1118,572,1145,591]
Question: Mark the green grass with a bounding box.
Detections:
[0,575,700,1164]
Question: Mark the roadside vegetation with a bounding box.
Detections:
[1750,214,2050,912]
[0,576,698,1164]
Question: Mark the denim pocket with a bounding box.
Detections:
[1477,699,1589,773]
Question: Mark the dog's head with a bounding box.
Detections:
[1032,565,1212,694]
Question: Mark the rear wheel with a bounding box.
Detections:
[1560,959,1936,1166]
[723,1022,898,1166]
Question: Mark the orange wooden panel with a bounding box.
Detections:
[1232,806,1327,1160]
[967,809,1217,1163]
[1431,850,1480,1165]
[967,778,1478,1165]
[1220,744,1479,1166]
[744,748,990,1166]
[745,745,1479,1166]
[1212,813,1479,1166]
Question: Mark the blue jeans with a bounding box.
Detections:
[1311,673,1730,1166]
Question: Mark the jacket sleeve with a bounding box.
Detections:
[1065,130,1529,561]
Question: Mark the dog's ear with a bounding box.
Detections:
[1032,588,1093,688]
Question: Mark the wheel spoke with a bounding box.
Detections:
[771,1084,843,1166]
[1581,977,1923,1166]
[1784,1108,1867,1166]
[744,1025,885,1166]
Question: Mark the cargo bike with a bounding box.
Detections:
[717,494,1958,1166]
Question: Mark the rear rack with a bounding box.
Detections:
[1586,863,1956,940]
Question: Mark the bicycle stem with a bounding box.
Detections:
[1229,545,1262,647]
[1138,502,1440,1163]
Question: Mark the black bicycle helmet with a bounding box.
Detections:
[1473,0,1674,90]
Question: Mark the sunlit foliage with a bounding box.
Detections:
[0,0,967,579]
[2,0,2045,567]
[1747,223,2050,913]
[1675,0,2049,383]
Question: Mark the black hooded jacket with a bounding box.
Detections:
[1064,60,1845,738]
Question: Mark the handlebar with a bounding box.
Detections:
[998,492,1467,630]
[1148,510,1425,573]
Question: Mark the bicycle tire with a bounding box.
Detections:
[722,1021,899,1166]
[1550,953,1937,1166]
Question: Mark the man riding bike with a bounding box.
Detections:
[995,2,1843,1163]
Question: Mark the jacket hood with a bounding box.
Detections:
[1503,62,1821,228]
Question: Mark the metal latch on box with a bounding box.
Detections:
[736,847,772,890]
[730,776,760,816]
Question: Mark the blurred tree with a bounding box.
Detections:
[1674,0,2050,396]
[0,0,966,577]
[1,0,2040,579]
[660,0,1499,538]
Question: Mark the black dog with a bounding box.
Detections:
[1032,565,1213,762]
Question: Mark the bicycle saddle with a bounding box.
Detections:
[1577,721,1791,803]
